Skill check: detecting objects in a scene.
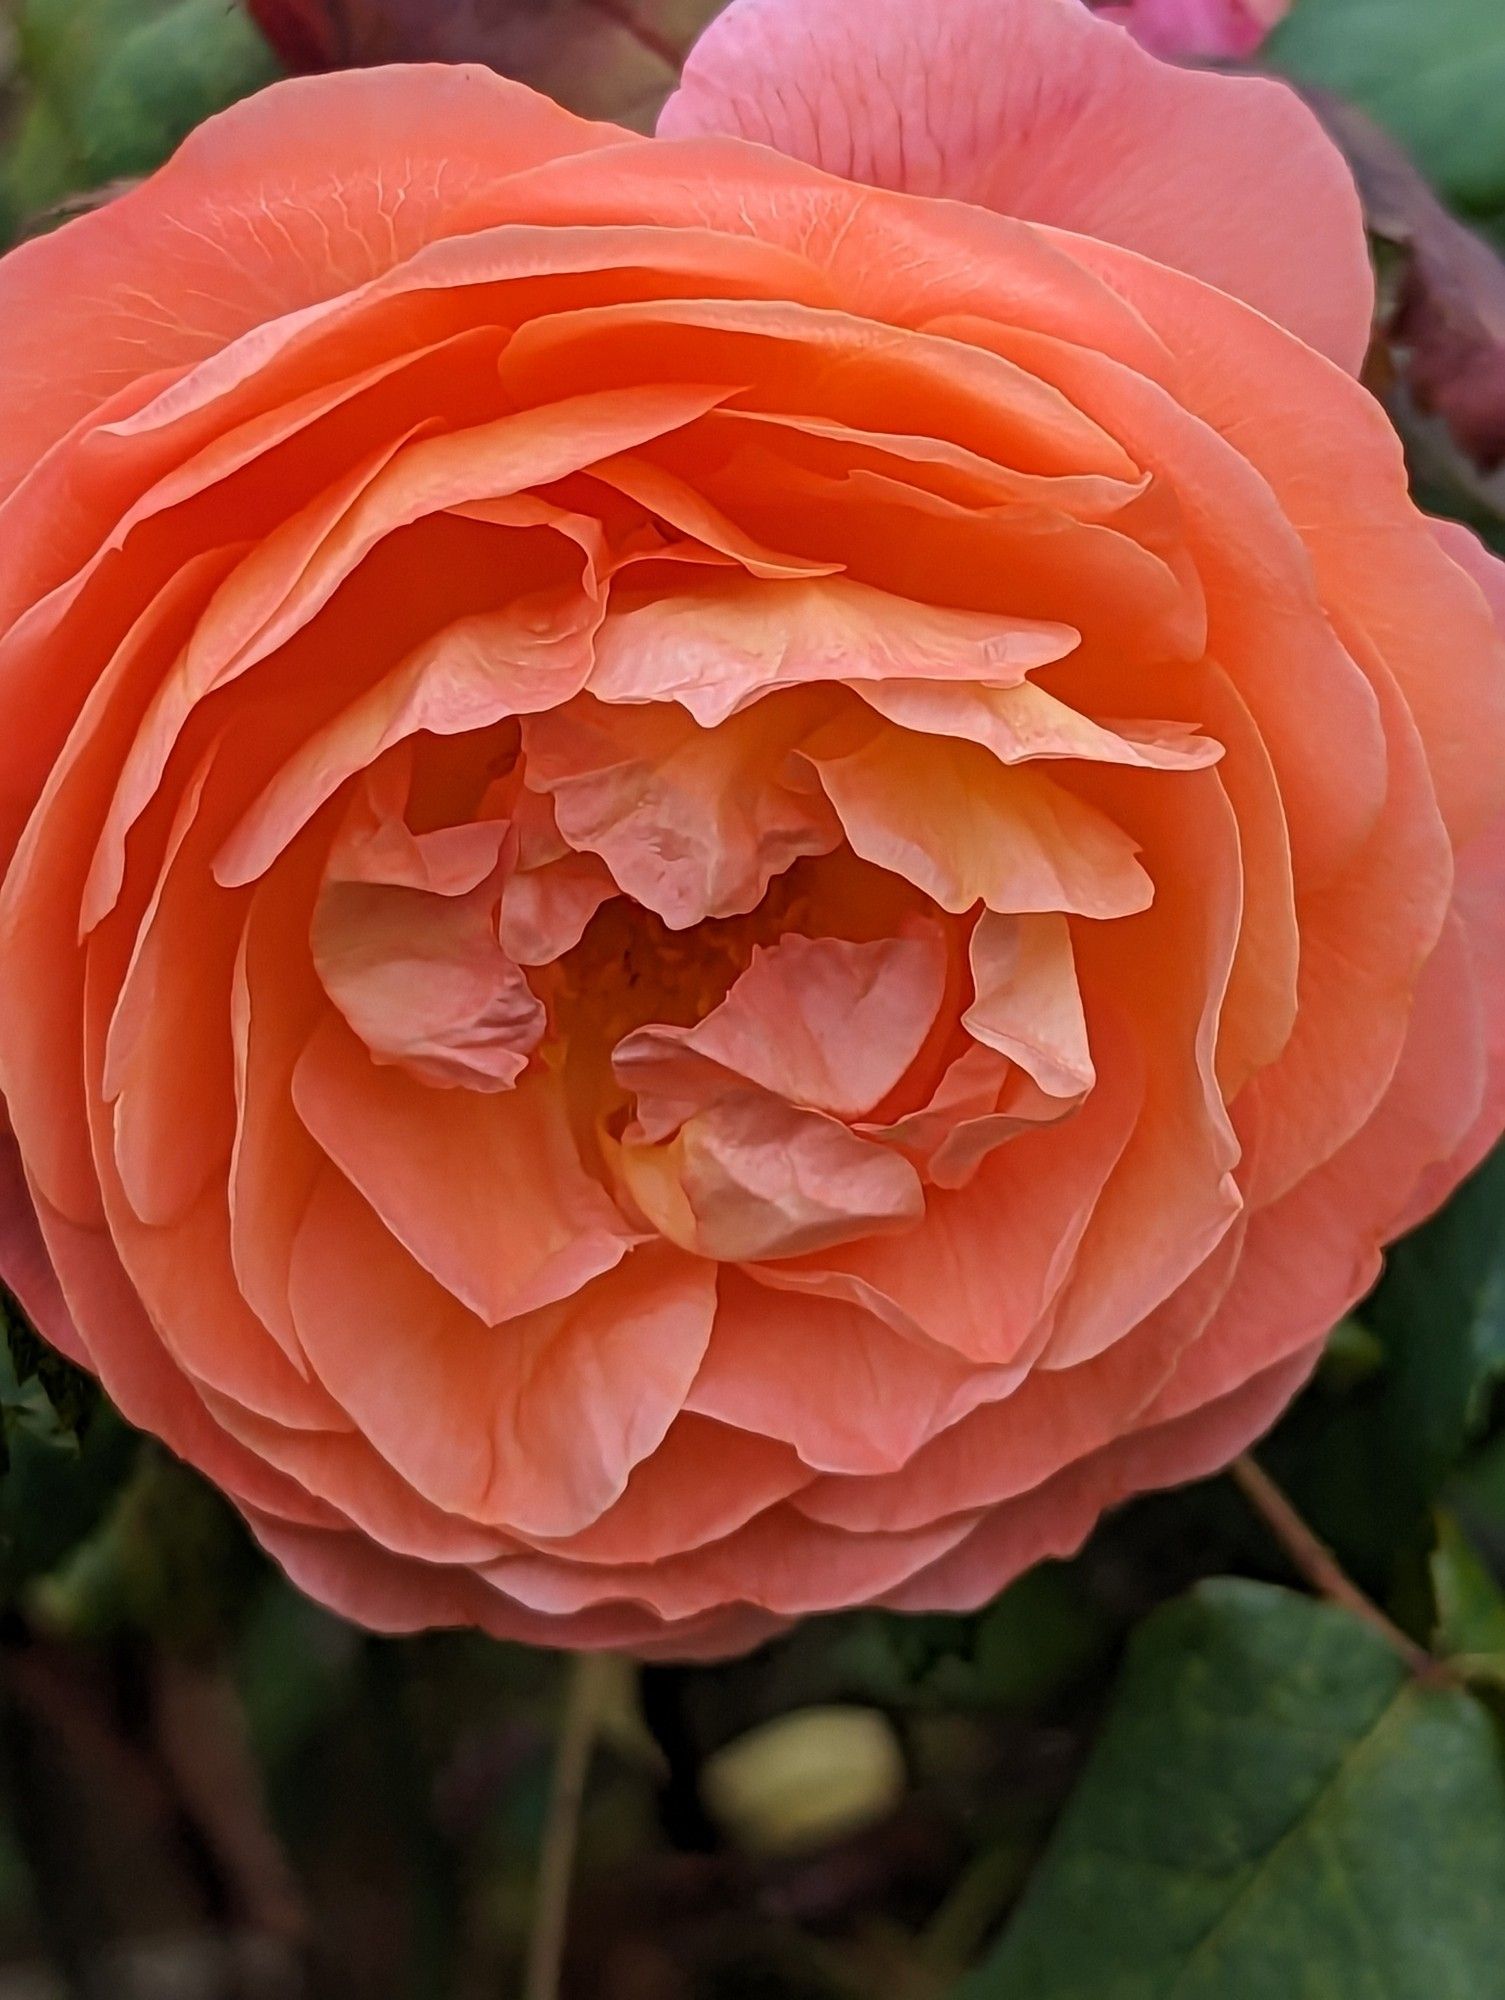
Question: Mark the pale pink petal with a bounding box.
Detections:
[661,0,1371,370]
[1100,0,1283,61]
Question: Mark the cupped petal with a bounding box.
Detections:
[292,1012,632,1327]
[0,1131,87,1368]
[964,912,1093,1099]
[287,1170,713,1539]
[614,930,949,1131]
[856,678,1220,774]
[878,1347,1316,1615]
[584,573,1078,726]
[1069,242,1505,853]
[246,1506,787,1655]
[522,1413,811,1567]
[808,727,1153,918]
[796,1220,1241,1533]
[687,1269,1001,1475]
[757,1006,1145,1366]
[617,1090,925,1263]
[520,690,842,930]
[310,765,545,1093]
[660,0,1371,370]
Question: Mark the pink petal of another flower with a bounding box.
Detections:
[1098,0,1286,62]
[661,0,1370,371]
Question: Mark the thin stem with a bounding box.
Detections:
[1231,1455,1431,1672]
[523,1652,613,2000]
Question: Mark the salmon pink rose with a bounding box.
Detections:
[1,0,1503,1659]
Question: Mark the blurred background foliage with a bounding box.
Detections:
[0,0,1504,1994]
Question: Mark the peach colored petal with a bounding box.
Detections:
[477,1498,978,1622]
[0,1131,87,1368]
[754,1008,1145,1367]
[660,0,1371,369]
[497,294,1142,487]
[86,386,732,927]
[247,1507,789,1656]
[32,1190,336,1528]
[1042,770,1243,1366]
[964,912,1093,1099]
[584,573,1078,725]
[688,1270,1002,1476]
[216,508,607,888]
[614,931,949,1130]
[0,65,625,508]
[878,1350,1316,1616]
[796,1224,1242,1533]
[943,311,1391,895]
[0,550,242,1225]
[498,847,618,967]
[856,678,1221,774]
[310,768,545,1093]
[287,1171,712,1539]
[809,728,1153,919]
[617,1091,925,1264]
[292,1014,630,1328]
[521,1414,811,1566]
[1070,243,1505,852]
[520,690,842,928]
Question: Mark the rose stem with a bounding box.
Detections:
[1231,1454,1432,1672]
[523,1650,613,2000]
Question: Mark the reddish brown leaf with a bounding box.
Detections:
[244,0,726,128]
[1314,94,1505,473]
[246,0,341,70]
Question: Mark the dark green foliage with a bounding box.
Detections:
[959,1583,1505,2000]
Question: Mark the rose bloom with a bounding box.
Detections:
[0,0,1502,1659]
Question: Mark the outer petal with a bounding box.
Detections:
[0,65,625,511]
[660,0,1371,370]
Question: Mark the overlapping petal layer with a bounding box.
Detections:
[0,0,1501,1656]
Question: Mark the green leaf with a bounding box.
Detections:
[29,1448,261,1650]
[2,0,278,238]
[1364,1141,1505,1483]
[828,1566,1109,1713]
[1430,1512,1505,1687]
[957,1580,1505,2000]
[1263,1143,1505,1587]
[1268,0,1505,217]
[1,1295,99,1458]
